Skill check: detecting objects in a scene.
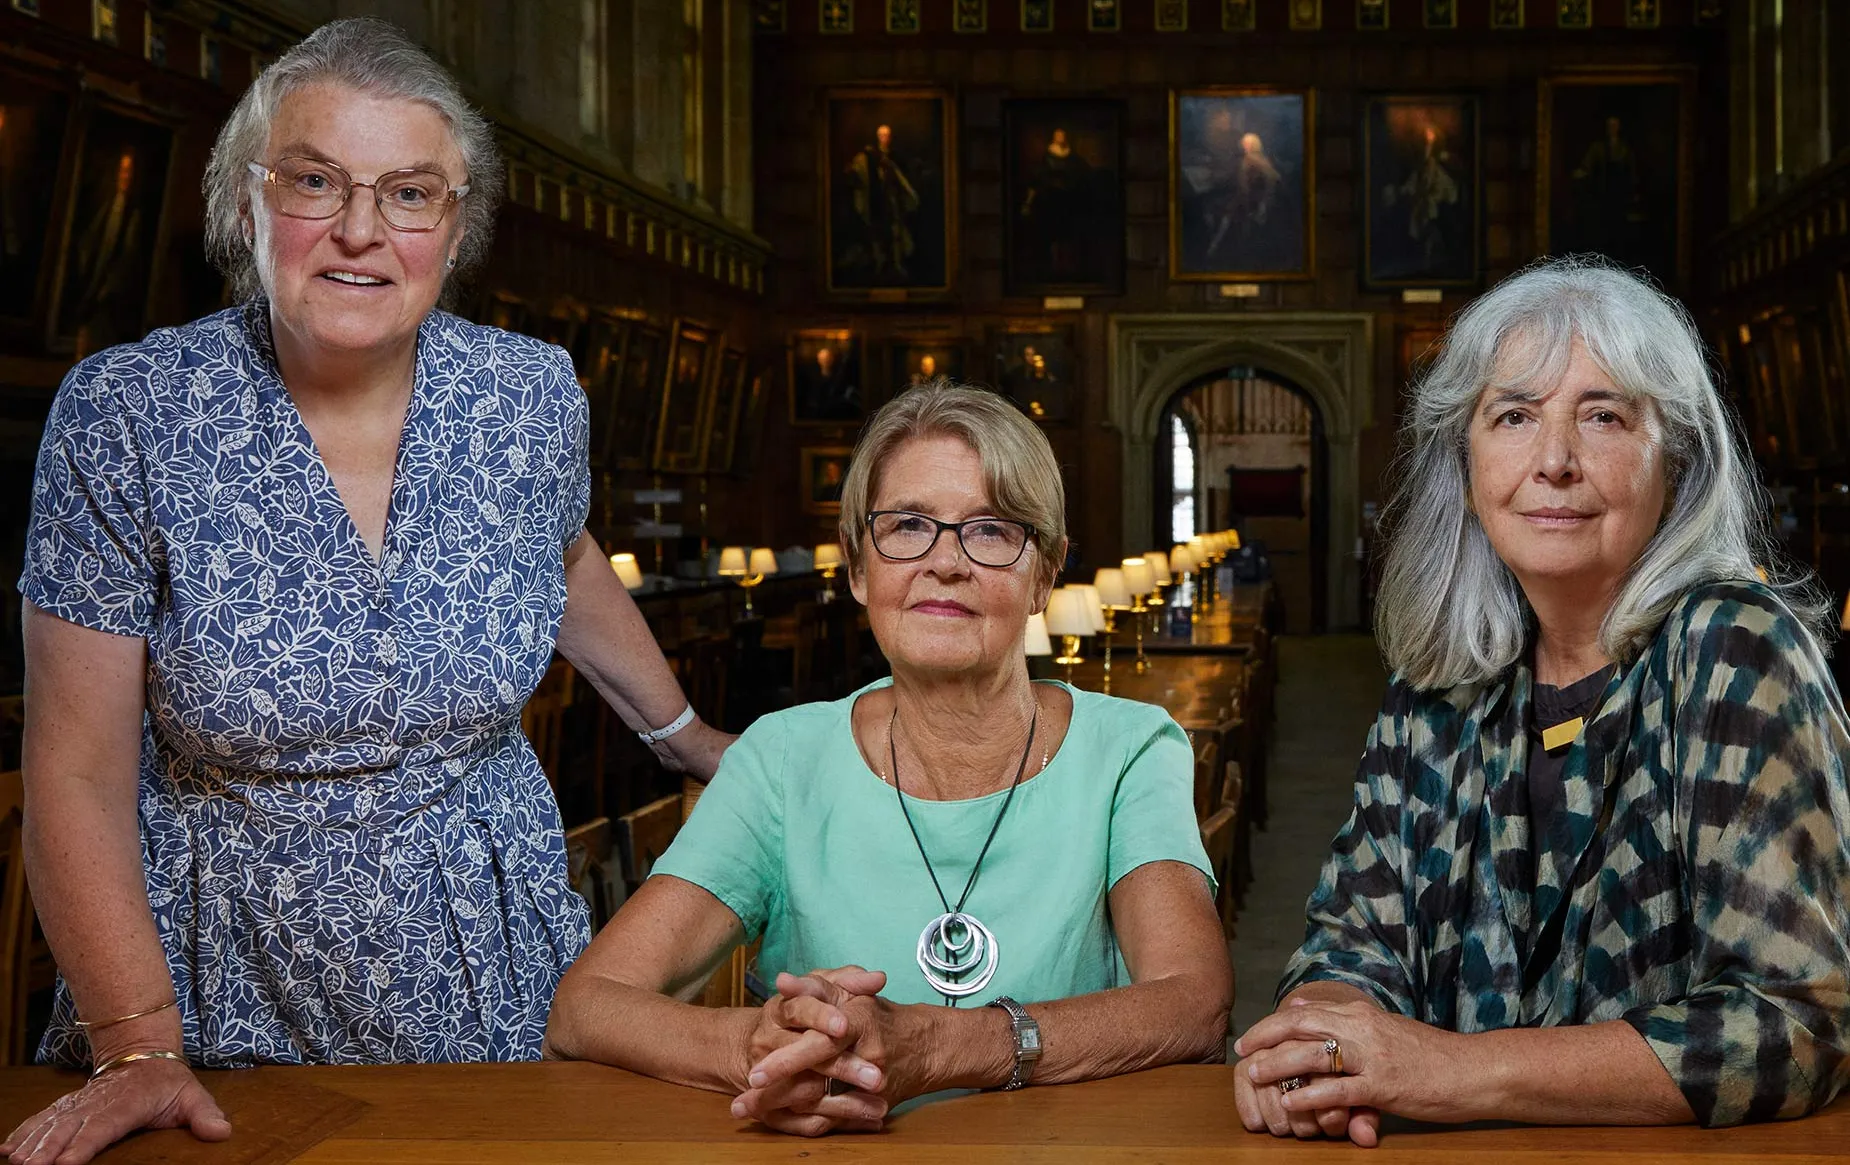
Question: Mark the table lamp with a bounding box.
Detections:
[1024,611,1053,657]
[1121,557,1155,674]
[1044,588,1091,684]
[1094,568,1130,678]
[813,543,844,602]
[1144,549,1172,623]
[1170,544,1197,620]
[609,552,644,592]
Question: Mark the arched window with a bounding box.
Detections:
[1170,413,1196,544]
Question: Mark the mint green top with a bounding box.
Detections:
[651,679,1213,1007]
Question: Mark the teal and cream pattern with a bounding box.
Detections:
[1280,582,1850,1126]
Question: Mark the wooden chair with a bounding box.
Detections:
[1190,734,1221,823]
[564,817,622,932]
[614,794,682,894]
[521,657,576,793]
[0,771,37,1065]
[679,777,761,1009]
[1198,803,1239,940]
[1220,761,1251,909]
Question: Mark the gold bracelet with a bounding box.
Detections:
[89,1049,188,1080]
[74,998,177,1033]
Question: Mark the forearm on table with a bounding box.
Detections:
[1459,1020,1692,1126]
[545,973,758,1093]
[23,780,181,1061]
[916,969,1231,1094]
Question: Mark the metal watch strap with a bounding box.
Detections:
[987,995,1041,1090]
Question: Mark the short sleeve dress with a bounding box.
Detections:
[19,301,593,1067]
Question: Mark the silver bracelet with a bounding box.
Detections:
[637,702,697,745]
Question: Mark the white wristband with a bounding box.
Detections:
[638,703,697,745]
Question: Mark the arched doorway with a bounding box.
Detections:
[1156,369,1329,632]
[1105,312,1375,629]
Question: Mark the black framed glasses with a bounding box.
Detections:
[866,510,1037,569]
[247,156,470,232]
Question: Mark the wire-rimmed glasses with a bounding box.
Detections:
[866,510,1037,569]
[246,157,470,232]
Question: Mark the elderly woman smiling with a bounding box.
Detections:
[1234,258,1850,1144]
[3,19,726,1165]
[547,382,1232,1135]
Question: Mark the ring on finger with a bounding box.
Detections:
[1277,1076,1306,1094]
[825,1076,842,1098]
[1324,1037,1343,1074]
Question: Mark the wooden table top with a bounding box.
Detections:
[1058,654,1247,729]
[2,1062,1841,1163]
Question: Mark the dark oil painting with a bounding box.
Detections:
[0,66,73,326]
[1171,90,1312,281]
[1003,100,1124,296]
[824,88,952,296]
[1364,95,1479,287]
[51,101,173,355]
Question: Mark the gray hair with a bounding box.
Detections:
[203,17,502,305]
[1375,255,1830,690]
[837,379,1068,592]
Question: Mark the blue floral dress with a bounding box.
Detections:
[20,301,593,1066]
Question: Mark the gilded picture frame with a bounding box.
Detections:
[1537,67,1695,290]
[821,86,956,300]
[1362,94,1480,289]
[801,446,855,515]
[1169,87,1316,282]
[653,319,720,474]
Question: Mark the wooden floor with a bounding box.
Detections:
[2,1061,1844,1163]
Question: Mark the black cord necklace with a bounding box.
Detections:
[889,701,1037,1006]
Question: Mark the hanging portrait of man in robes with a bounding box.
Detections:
[824,88,952,297]
[1003,100,1125,295]
[1363,95,1479,287]
[1171,89,1312,281]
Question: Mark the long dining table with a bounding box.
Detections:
[1,1062,1841,1163]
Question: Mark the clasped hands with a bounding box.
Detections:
[1232,997,1469,1147]
[732,965,915,1137]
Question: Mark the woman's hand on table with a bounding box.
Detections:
[1,1055,230,1165]
[732,967,892,1136]
[1236,996,1475,1141]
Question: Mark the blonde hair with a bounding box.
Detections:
[1375,255,1828,690]
[837,380,1067,589]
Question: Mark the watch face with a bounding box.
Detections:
[1022,1029,1041,1052]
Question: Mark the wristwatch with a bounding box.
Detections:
[987,995,1041,1090]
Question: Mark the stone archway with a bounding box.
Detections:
[1106,313,1376,630]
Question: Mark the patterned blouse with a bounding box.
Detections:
[1279,582,1850,1126]
[20,301,593,1066]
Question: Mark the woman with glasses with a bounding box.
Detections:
[547,381,1232,1136]
[5,19,726,1164]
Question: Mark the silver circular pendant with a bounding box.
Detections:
[916,911,1000,998]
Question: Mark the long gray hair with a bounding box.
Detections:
[202,17,502,304]
[1375,255,1830,690]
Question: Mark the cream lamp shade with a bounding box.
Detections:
[1187,535,1209,561]
[1225,530,1241,551]
[1094,567,1131,608]
[1145,549,1172,584]
[1121,556,1155,595]
[813,544,844,571]
[1073,584,1107,632]
[1170,544,1196,573]
[748,547,779,576]
[1024,612,1053,656]
[608,553,644,591]
[1044,589,1092,638]
[718,546,748,576]
[1842,592,1850,633]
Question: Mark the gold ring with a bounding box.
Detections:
[1324,1037,1342,1074]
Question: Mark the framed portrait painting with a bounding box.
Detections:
[580,310,629,471]
[1538,69,1694,289]
[1170,88,1314,282]
[888,337,968,396]
[801,446,854,515]
[822,86,955,299]
[47,98,175,355]
[991,324,1075,423]
[608,321,666,472]
[0,63,76,332]
[1363,95,1479,288]
[701,348,749,474]
[1003,99,1125,296]
[789,329,865,424]
[653,319,719,474]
